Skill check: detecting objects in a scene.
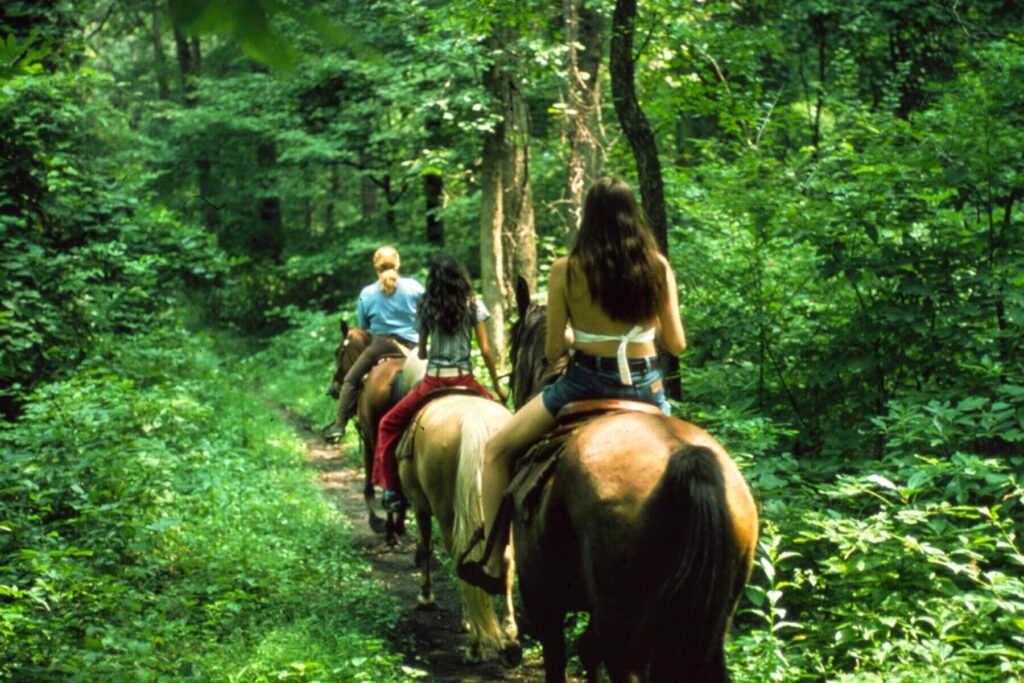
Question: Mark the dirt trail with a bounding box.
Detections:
[301,427,562,682]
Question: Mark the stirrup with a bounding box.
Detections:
[456,526,486,568]
[456,558,505,596]
[455,529,505,596]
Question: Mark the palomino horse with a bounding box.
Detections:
[328,320,408,537]
[398,392,521,665]
[505,278,759,683]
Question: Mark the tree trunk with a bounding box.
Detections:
[256,139,284,260]
[564,0,604,246]
[479,25,538,365]
[610,0,678,398]
[610,0,667,253]
[171,19,216,231]
[325,162,339,231]
[479,24,540,366]
[424,115,445,245]
[150,0,169,100]
[502,80,536,299]
[424,171,444,245]
[480,116,507,366]
[359,151,377,222]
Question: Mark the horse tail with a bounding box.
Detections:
[644,445,741,683]
[452,406,509,656]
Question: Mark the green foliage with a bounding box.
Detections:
[0,69,228,417]
[4,2,1023,681]
[0,328,409,681]
[718,393,1024,682]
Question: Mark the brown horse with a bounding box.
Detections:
[398,392,521,665]
[506,278,759,683]
[328,320,408,536]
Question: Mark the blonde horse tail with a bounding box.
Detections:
[452,405,508,659]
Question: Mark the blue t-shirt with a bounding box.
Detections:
[356,277,424,344]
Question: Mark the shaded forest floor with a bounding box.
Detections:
[291,416,570,682]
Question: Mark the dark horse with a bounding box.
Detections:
[506,278,759,683]
[329,320,410,538]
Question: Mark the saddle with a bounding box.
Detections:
[508,399,663,521]
[460,398,665,577]
[393,385,481,462]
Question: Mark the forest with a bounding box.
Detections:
[1,0,1022,680]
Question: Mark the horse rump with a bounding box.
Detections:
[641,445,742,683]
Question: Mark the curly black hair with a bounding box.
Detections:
[418,254,474,336]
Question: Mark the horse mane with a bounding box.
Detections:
[508,301,567,410]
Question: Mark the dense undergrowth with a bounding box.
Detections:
[2,304,1021,682]
[252,309,1024,682]
[0,325,416,682]
[685,379,1024,682]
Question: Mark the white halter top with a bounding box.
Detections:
[573,324,656,385]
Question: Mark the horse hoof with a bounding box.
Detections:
[499,640,523,668]
[368,515,386,534]
[416,594,436,610]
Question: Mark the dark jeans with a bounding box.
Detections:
[335,335,414,426]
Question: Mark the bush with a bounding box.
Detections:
[0,328,410,681]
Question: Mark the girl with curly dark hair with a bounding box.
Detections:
[373,254,508,508]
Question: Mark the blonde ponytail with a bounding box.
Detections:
[373,246,401,296]
[379,268,399,296]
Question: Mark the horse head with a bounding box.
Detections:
[508,276,567,410]
[329,321,371,398]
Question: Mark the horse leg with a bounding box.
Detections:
[521,581,567,683]
[414,508,436,609]
[536,618,568,683]
[498,543,522,667]
[578,622,601,683]
[394,500,407,537]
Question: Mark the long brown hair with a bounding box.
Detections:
[569,176,666,322]
[373,246,400,296]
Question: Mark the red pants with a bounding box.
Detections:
[373,373,494,491]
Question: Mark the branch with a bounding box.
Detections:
[85,2,118,40]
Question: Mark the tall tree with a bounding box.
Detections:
[480,23,537,363]
[149,0,170,99]
[609,0,667,253]
[171,20,216,231]
[563,0,604,245]
[424,115,445,245]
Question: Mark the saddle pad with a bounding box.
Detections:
[394,386,481,462]
[395,426,416,462]
[507,402,662,521]
[508,430,570,523]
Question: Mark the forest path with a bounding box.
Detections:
[293,417,562,682]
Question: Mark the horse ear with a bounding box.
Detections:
[516,276,530,320]
[339,319,349,337]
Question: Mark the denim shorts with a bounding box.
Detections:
[541,357,671,417]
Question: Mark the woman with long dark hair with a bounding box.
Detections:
[373,254,508,508]
[458,176,687,594]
